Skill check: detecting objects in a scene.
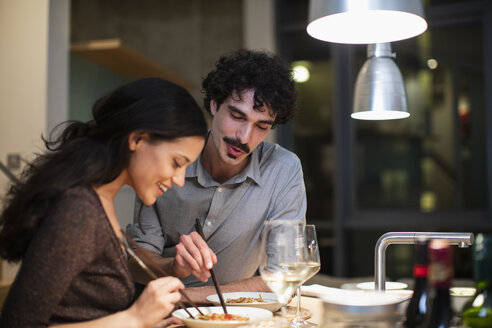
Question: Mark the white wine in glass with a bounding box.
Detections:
[291,224,321,328]
[303,262,321,282]
[258,220,309,318]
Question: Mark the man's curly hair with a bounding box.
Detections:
[202,49,297,127]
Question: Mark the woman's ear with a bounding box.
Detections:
[128,132,148,151]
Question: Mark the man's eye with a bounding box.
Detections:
[231,113,243,120]
[256,125,268,131]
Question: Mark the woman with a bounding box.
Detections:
[0,78,213,327]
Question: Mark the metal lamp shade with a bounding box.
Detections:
[352,43,409,120]
[307,0,427,44]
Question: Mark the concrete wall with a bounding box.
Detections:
[70,0,244,101]
[0,0,49,179]
[0,0,46,281]
[0,0,70,281]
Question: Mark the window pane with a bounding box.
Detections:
[355,23,486,211]
[293,60,334,221]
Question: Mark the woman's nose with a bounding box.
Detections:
[172,171,185,187]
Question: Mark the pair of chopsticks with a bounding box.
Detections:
[119,229,203,319]
[194,218,228,314]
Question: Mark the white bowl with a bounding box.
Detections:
[450,287,476,313]
[172,306,273,328]
[206,292,281,312]
[321,290,409,307]
[356,281,408,291]
[320,291,408,323]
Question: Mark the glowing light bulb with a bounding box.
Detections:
[292,65,310,83]
[427,59,438,70]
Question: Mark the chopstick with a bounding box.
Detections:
[194,218,228,314]
[119,230,204,317]
[118,238,196,319]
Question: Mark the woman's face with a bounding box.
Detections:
[127,133,205,206]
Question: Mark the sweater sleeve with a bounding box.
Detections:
[0,189,105,327]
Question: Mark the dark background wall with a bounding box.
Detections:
[70,0,243,100]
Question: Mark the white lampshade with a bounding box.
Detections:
[307,0,427,44]
[352,43,409,120]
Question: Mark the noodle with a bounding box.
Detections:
[197,313,249,321]
[226,295,265,303]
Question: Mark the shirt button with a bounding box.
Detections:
[206,221,212,227]
[217,187,223,192]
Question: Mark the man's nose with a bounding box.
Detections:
[237,123,253,144]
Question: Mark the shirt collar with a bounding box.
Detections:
[186,143,263,187]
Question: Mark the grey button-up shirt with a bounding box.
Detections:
[126,141,307,287]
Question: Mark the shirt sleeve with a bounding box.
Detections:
[0,192,103,327]
[268,155,307,224]
[265,155,307,264]
[126,196,165,254]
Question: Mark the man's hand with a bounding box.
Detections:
[173,231,217,282]
[127,232,217,284]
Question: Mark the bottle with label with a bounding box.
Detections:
[461,233,492,328]
[405,237,430,328]
[423,239,453,328]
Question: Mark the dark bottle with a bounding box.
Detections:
[423,239,453,328]
[461,233,492,328]
[405,238,430,328]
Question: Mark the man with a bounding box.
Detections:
[126,49,307,303]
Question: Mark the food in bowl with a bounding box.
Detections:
[206,292,282,312]
[172,306,272,327]
[197,313,249,321]
[227,295,265,303]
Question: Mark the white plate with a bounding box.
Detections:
[301,284,348,297]
[172,306,273,328]
[356,281,408,290]
[206,292,282,312]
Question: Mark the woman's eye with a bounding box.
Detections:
[173,160,182,169]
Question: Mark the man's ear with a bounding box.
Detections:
[210,99,218,116]
[128,132,148,151]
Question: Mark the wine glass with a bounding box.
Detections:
[258,220,310,321]
[291,224,321,328]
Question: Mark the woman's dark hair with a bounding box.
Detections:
[202,49,297,128]
[0,77,207,261]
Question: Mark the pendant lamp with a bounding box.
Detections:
[351,43,409,120]
[307,0,427,44]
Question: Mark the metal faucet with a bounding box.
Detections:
[374,232,474,291]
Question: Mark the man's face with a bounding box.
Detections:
[209,89,275,167]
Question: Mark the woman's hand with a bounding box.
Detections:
[151,316,183,328]
[173,231,217,282]
[128,277,184,328]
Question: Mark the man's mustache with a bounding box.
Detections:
[223,137,250,153]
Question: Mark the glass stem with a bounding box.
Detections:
[280,303,288,318]
[295,286,302,320]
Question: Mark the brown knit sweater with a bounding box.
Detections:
[0,186,135,327]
